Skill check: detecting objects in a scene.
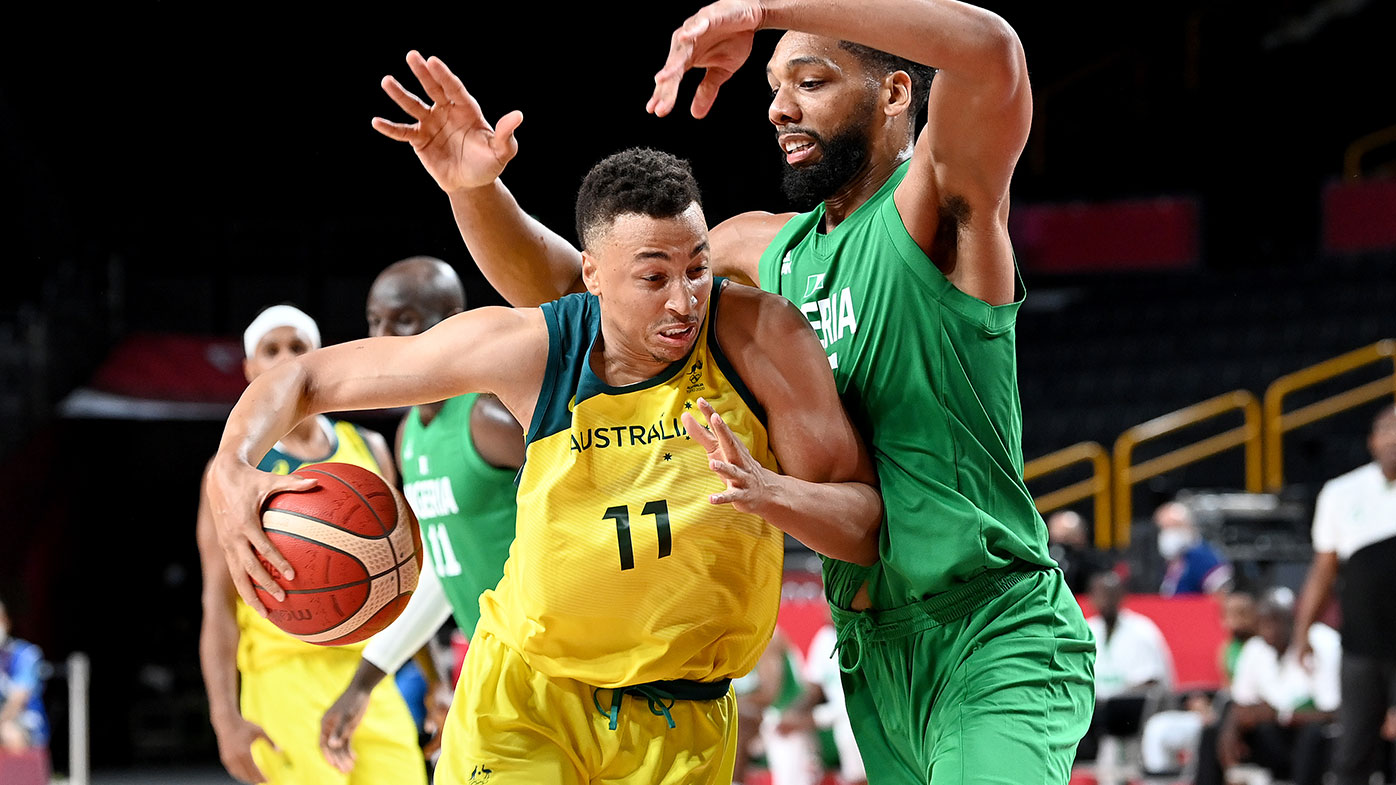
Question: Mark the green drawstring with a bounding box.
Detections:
[834,613,875,673]
[591,685,679,730]
[592,687,625,731]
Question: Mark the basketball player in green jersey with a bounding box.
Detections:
[319,256,524,773]
[369,1,1094,779]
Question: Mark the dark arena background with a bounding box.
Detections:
[1,2,1393,783]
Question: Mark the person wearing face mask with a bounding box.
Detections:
[1155,501,1233,596]
[0,595,49,762]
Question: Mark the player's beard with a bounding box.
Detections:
[779,108,875,212]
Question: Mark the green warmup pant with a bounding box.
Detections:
[830,566,1095,785]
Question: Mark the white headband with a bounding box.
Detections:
[243,305,322,357]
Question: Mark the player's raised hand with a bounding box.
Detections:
[320,685,371,774]
[205,454,317,615]
[213,714,278,784]
[683,397,774,514]
[374,50,524,193]
[648,0,765,119]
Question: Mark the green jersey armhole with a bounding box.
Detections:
[875,193,1025,336]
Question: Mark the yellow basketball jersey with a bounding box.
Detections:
[236,417,384,672]
[477,281,785,687]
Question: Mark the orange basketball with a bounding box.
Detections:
[255,462,422,645]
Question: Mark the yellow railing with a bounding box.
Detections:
[1344,125,1396,179]
[1263,340,1396,491]
[1023,441,1112,548]
[1112,390,1263,546]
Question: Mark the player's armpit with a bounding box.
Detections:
[470,394,526,470]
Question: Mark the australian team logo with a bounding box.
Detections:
[686,359,704,393]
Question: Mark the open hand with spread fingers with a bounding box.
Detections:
[647,0,766,119]
[373,50,524,192]
[682,397,776,514]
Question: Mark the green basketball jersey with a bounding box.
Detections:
[757,160,1054,608]
[400,393,519,636]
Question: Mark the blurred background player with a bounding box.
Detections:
[320,257,523,773]
[196,304,426,785]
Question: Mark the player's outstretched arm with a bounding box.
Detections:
[652,0,1029,304]
[320,560,453,773]
[207,307,547,614]
[374,51,585,307]
[195,463,276,784]
[703,284,881,565]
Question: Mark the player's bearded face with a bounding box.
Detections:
[586,207,713,367]
[767,33,882,211]
[779,117,874,211]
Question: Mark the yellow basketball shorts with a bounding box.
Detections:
[435,629,738,785]
[240,648,427,785]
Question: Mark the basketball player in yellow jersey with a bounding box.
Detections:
[206,148,881,785]
[195,304,427,785]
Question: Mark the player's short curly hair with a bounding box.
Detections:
[575,148,703,251]
[839,41,937,122]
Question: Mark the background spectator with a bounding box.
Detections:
[1048,510,1114,595]
[1079,572,1175,761]
[1155,501,1233,596]
[778,623,867,785]
[1197,588,1339,785]
[1292,403,1396,785]
[0,595,48,758]
[1139,590,1259,776]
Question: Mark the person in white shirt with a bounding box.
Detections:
[1291,403,1396,785]
[1078,573,1174,761]
[1197,588,1339,785]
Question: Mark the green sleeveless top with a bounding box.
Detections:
[757,160,1054,609]
[400,393,519,636]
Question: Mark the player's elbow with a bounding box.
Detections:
[967,14,1029,102]
[843,488,883,567]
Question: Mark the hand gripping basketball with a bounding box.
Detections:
[206,454,319,616]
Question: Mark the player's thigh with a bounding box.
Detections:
[347,677,427,785]
[241,659,350,785]
[840,664,923,785]
[927,631,1093,785]
[434,631,588,785]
